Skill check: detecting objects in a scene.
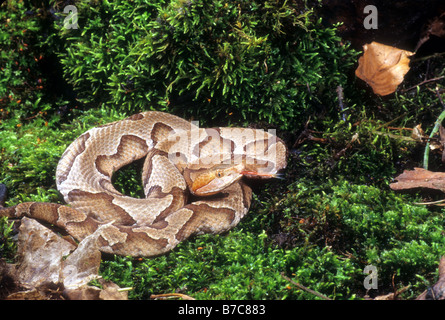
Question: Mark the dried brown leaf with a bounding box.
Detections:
[15,218,76,287]
[389,167,445,192]
[355,42,414,96]
[61,228,102,289]
[410,124,443,151]
[411,124,426,142]
[2,218,127,300]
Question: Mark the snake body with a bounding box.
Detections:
[0,111,287,257]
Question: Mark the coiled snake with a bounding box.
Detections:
[0,111,287,257]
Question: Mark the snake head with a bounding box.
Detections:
[185,131,288,196]
[188,163,281,196]
[189,164,244,196]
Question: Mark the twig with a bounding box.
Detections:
[414,199,445,206]
[411,52,445,63]
[333,133,359,160]
[372,131,417,143]
[437,86,445,108]
[150,293,195,300]
[280,272,332,300]
[401,76,444,93]
[336,85,346,121]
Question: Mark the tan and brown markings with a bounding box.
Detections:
[0,111,287,257]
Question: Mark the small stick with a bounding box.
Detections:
[336,85,346,121]
[401,76,444,93]
[280,272,332,300]
[150,293,195,300]
[411,52,445,63]
[437,86,445,108]
[414,199,445,206]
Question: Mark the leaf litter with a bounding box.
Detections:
[0,218,128,300]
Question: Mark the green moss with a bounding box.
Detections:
[51,0,358,130]
[100,229,361,300]
[0,217,17,262]
[265,179,445,298]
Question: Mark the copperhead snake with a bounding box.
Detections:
[0,111,287,257]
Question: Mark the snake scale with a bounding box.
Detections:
[0,111,287,257]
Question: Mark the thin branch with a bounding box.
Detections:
[401,76,444,93]
[280,272,332,300]
[336,85,346,121]
[437,86,445,108]
[411,52,445,63]
[372,130,417,143]
[150,293,195,300]
[414,199,445,206]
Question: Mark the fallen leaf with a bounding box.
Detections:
[355,42,414,96]
[61,227,102,289]
[389,167,445,192]
[15,217,76,288]
[411,124,443,152]
[0,218,128,300]
[411,124,427,143]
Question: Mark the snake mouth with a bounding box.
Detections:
[240,170,285,180]
[241,171,276,177]
[192,170,244,196]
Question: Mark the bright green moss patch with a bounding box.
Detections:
[100,229,361,300]
[2,0,357,130]
[0,217,17,262]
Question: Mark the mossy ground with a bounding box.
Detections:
[1,0,445,300]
